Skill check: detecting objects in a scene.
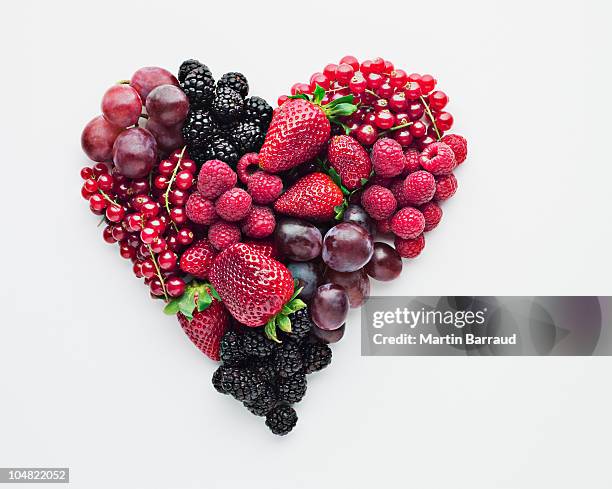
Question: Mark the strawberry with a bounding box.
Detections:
[165,281,229,361]
[209,243,305,341]
[327,135,371,190]
[259,86,357,173]
[179,238,216,279]
[274,172,344,222]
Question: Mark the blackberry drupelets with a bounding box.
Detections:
[212,86,245,125]
[272,342,304,378]
[282,308,313,342]
[218,366,265,402]
[302,342,332,373]
[178,59,204,82]
[278,373,307,404]
[265,404,298,435]
[242,329,275,358]
[244,383,277,416]
[244,96,273,128]
[182,109,216,148]
[217,72,249,98]
[219,331,247,366]
[181,66,215,109]
[203,135,239,166]
[230,121,265,154]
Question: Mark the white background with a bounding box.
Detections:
[1,1,611,488]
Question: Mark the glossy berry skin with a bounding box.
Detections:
[322,223,374,272]
[179,239,216,278]
[81,115,124,162]
[177,299,229,361]
[394,234,425,259]
[101,84,142,128]
[130,66,179,103]
[390,207,425,239]
[286,262,322,301]
[342,204,374,235]
[374,110,395,130]
[209,243,295,327]
[274,173,344,222]
[339,55,359,71]
[325,268,370,308]
[145,84,189,126]
[166,277,186,297]
[354,124,378,146]
[311,283,349,331]
[365,242,403,281]
[336,63,355,84]
[112,127,157,179]
[435,111,454,131]
[429,91,449,111]
[312,324,345,343]
[327,135,372,190]
[274,218,322,262]
[259,98,331,173]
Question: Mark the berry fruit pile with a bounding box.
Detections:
[79,56,468,435]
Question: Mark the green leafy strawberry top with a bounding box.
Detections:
[289,84,358,132]
[263,284,307,343]
[163,281,221,321]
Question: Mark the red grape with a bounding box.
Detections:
[274,218,322,262]
[311,283,349,330]
[101,84,142,128]
[112,127,157,178]
[365,242,403,281]
[286,262,322,301]
[130,67,179,103]
[81,115,123,162]
[322,223,374,272]
[145,84,189,126]
[325,268,370,308]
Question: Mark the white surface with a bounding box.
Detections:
[1,1,611,488]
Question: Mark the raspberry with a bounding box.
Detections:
[247,171,283,204]
[434,173,458,201]
[208,221,241,251]
[215,188,252,221]
[369,174,393,188]
[390,207,425,239]
[403,148,421,174]
[419,142,456,176]
[371,138,406,178]
[441,134,468,165]
[236,153,260,184]
[185,191,217,225]
[394,234,425,258]
[197,159,237,199]
[179,238,216,278]
[361,185,397,220]
[376,218,392,235]
[420,201,443,231]
[403,170,436,205]
[241,205,276,238]
[389,178,410,207]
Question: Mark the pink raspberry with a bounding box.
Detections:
[236,153,260,184]
[394,234,425,259]
[376,218,392,235]
[389,177,410,207]
[390,207,425,239]
[403,170,436,205]
[361,185,397,220]
[403,148,421,174]
[185,191,217,225]
[434,173,458,201]
[241,205,276,238]
[441,134,468,165]
[247,171,283,204]
[369,174,393,188]
[419,142,456,176]
[208,221,241,251]
[215,188,252,222]
[197,160,237,199]
[371,138,406,178]
[420,201,443,231]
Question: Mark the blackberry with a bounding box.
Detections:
[272,342,304,378]
[282,308,313,343]
[204,135,239,166]
[178,59,203,83]
[244,96,273,127]
[302,343,332,374]
[217,72,249,98]
[230,121,265,154]
[219,331,247,366]
[181,66,215,109]
[182,109,216,148]
[212,86,244,125]
[219,366,264,402]
[244,383,276,416]
[265,404,298,435]
[212,367,227,394]
[278,373,307,404]
[251,358,277,384]
[188,145,209,165]
[242,329,275,358]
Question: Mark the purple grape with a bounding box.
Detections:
[342,204,374,235]
[145,84,189,126]
[130,67,179,103]
[311,283,349,330]
[274,218,322,262]
[112,127,157,178]
[312,324,345,343]
[286,262,321,301]
[146,119,185,155]
[101,84,143,128]
[81,115,124,162]
[325,268,370,308]
[322,222,374,272]
[366,242,403,281]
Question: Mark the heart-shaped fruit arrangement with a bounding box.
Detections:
[79,56,468,435]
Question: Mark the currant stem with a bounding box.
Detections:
[99,189,120,207]
[147,243,169,302]
[419,95,442,141]
[163,146,186,232]
[365,89,380,98]
[379,120,414,136]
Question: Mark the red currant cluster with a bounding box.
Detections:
[279,55,453,150]
[80,148,200,300]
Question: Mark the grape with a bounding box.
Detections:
[311,283,349,330]
[286,262,321,301]
[112,128,157,178]
[101,84,142,128]
[365,242,403,281]
[130,67,179,103]
[312,324,345,344]
[322,222,374,272]
[146,118,185,154]
[325,268,370,308]
[81,115,123,162]
[145,85,189,126]
[342,204,374,235]
[274,218,322,261]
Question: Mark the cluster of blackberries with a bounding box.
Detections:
[212,308,332,435]
[178,59,273,166]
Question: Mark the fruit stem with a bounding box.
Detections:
[419,95,442,141]
[365,89,380,99]
[378,120,414,136]
[163,146,186,232]
[117,79,131,85]
[147,243,169,302]
[99,189,120,207]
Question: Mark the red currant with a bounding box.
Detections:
[168,189,187,206]
[393,112,410,125]
[404,82,422,101]
[373,98,389,112]
[111,225,127,242]
[336,63,355,86]
[339,55,359,71]
[140,227,158,244]
[102,226,116,244]
[420,74,436,93]
[158,251,178,271]
[394,129,413,147]
[119,242,136,260]
[360,60,372,75]
[310,73,330,91]
[407,102,425,121]
[174,171,193,191]
[180,159,196,174]
[149,237,167,254]
[147,218,165,234]
[376,82,394,98]
[97,174,113,192]
[154,175,169,191]
[81,185,93,200]
[370,57,385,73]
[277,95,289,106]
[89,193,106,211]
[106,204,125,223]
[349,74,366,94]
[383,60,394,73]
[149,279,165,297]
[435,111,454,131]
[355,124,379,146]
[429,91,449,111]
[141,259,156,279]
[374,110,395,130]
[130,179,150,196]
[389,92,408,112]
[166,277,186,297]
[133,261,144,278]
[80,167,93,180]
[92,163,109,177]
[158,159,176,176]
[323,64,338,81]
[363,112,377,125]
[126,213,143,232]
[408,73,422,83]
[141,201,160,219]
[84,178,98,193]
[170,207,187,225]
[409,121,427,138]
[366,73,383,90]
[291,83,310,95]
[177,228,194,246]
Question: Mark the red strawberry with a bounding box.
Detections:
[179,238,216,279]
[166,282,229,361]
[327,135,372,190]
[274,172,344,222]
[259,87,357,173]
[209,243,305,340]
